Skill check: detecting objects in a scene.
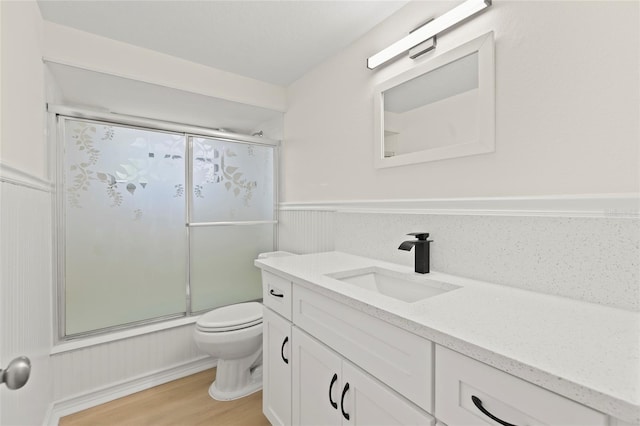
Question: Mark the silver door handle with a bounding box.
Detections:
[0,357,31,390]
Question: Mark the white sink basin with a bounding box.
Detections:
[327,266,460,303]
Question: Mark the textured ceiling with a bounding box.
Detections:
[38,0,409,86]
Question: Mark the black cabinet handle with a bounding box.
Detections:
[280,336,289,364]
[340,382,350,420]
[269,289,284,298]
[471,395,518,426]
[329,373,338,409]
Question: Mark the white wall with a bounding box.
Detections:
[283,1,640,201]
[1,0,48,179]
[43,21,286,113]
[0,1,54,424]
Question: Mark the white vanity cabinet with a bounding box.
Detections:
[263,307,292,426]
[261,269,435,426]
[260,266,625,426]
[292,327,435,426]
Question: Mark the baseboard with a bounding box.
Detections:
[42,403,54,426]
[46,356,217,426]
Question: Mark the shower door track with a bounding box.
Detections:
[47,104,280,147]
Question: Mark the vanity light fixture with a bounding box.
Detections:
[367,0,492,69]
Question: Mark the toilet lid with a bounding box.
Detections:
[197,318,262,333]
[196,302,262,331]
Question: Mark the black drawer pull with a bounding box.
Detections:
[269,289,284,298]
[280,336,289,364]
[340,382,350,420]
[472,395,518,426]
[329,373,338,409]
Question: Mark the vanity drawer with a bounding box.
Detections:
[262,271,292,321]
[435,345,607,426]
[293,285,433,413]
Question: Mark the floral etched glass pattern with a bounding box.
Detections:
[63,119,187,335]
[191,137,275,222]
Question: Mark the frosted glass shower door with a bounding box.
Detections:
[63,119,187,335]
[189,136,275,312]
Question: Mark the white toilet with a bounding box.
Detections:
[194,251,294,401]
[194,301,264,401]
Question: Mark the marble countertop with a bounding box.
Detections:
[255,251,640,423]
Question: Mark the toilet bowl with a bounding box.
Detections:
[194,302,263,401]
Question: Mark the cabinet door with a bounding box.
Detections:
[342,360,435,426]
[292,327,343,426]
[263,308,292,426]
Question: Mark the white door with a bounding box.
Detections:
[1,1,55,424]
[262,308,292,426]
[0,181,53,425]
[292,328,342,426]
[341,360,435,426]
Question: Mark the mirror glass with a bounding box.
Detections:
[374,32,494,168]
[384,52,478,157]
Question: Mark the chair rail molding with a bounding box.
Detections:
[0,162,52,192]
[279,193,640,219]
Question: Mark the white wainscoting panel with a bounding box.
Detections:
[277,209,335,254]
[0,181,54,425]
[51,323,207,402]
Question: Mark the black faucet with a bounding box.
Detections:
[398,232,433,274]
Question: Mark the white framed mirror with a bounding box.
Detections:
[374,31,495,168]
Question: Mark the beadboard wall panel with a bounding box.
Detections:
[0,182,54,425]
[277,209,335,254]
[51,323,206,401]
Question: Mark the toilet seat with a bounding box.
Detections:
[197,318,262,333]
[196,302,262,333]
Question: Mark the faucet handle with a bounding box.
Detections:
[407,232,430,240]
